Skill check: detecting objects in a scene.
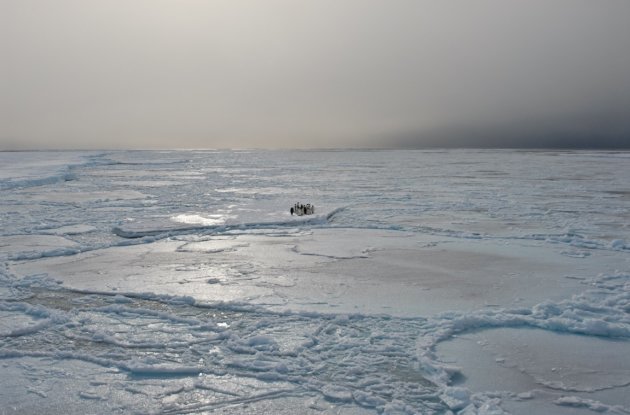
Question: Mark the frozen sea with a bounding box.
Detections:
[1,149,629,414]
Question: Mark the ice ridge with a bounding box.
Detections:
[112,207,346,239]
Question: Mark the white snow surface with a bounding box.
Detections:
[1,149,630,414]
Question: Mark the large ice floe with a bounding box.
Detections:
[1,149,630,414]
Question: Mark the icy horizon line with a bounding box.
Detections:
[2,145,630,153]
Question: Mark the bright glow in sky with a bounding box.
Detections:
[2,0,630,149]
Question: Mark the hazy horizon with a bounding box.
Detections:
[3,0,630,150]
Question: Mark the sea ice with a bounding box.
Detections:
[1,149,629,414]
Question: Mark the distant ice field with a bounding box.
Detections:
[1,149,629,414]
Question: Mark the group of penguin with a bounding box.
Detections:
[290,202,315,216]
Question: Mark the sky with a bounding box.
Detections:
[2,0,630,150]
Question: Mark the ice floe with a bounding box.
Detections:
[1,149,630,414]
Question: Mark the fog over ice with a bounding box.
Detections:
[2,0,630,149]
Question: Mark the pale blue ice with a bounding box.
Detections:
[1,150,629,414]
